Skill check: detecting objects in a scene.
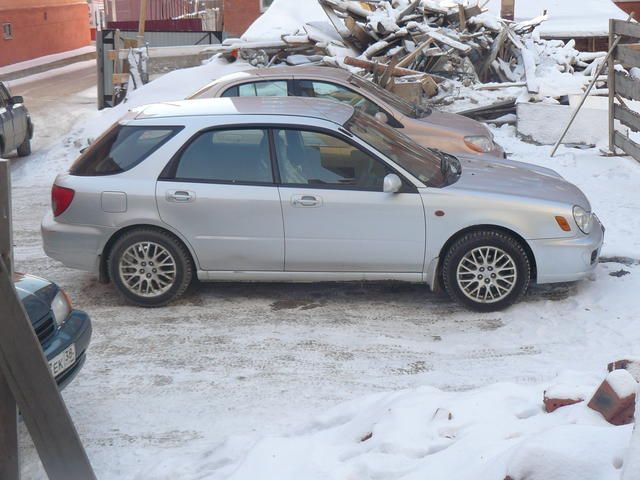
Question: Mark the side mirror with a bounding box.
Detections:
[374,111,389,124]
[10,96,23,105]
[383,173,402,193]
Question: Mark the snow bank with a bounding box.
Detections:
[242,0,328,41]
[136,377,632,480]
[482,0,628,38]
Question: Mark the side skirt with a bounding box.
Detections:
[197,270,425,283]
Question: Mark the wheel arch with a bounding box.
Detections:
[98,223,198,283]
[432,224,537,290]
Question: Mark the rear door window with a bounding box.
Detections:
[70,125,181,176]
[171,128,273,184]
[223,81,289,98]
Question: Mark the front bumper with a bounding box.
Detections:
[43,309,92,390]
[41,211,109,274]
[529,215,605,284]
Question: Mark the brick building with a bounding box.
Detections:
[0,0,91,67]
[223,0,271,37]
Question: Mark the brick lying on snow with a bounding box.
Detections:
[608,358,640,382]
[588,369,638,426]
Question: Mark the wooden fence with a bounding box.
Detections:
[0,160,96,480]
[609,18,640,162]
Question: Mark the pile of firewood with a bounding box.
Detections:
[222,0,607,118]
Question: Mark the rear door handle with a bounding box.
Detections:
[291,194,322,207]
[166,190,195,203]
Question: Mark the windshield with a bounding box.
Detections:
[349,75,431,119]
[345,110,449,187]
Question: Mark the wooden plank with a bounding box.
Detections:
[0,255,97,480]
[0,160,18,480]
[614,70,640,101]
[614,103,640,132]
[610,19,617,154]
[425,30,472,53]
[614,130,640,162]
[612,19,640,39]
[615,44,640,67]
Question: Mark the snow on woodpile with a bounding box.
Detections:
[223,0,611,120]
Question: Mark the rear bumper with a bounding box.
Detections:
[530,215,605,284]
[41,211,108,274]
[43,309,92,390]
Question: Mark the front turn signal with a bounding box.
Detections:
[555,216,572,232]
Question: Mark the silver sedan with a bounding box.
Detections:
[42,97,604,311]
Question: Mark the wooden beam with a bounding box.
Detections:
[615,44,640,67]
[614,103,640,132]
[614,70,640,101]
[0,160,18,480]
[612,19,640,39]
[614,131,640,162]
[610,18,616,154]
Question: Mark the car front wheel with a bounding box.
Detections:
[442,230,531,312]
[108,228,193,307]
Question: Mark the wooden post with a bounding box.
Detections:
[501,0,514,21]
[137,0,147,47]
[609,18,617,155]
[0,160,18,480]
[0,161,96,480]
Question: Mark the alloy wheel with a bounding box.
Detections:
[456,246,517,304]
[118,241,177,298]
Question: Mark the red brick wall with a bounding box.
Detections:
[0,3,91,67]
[223,0,261,37]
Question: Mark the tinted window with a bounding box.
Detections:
[230,81,289,97]
[174,129,273,184]
[274,129,390,190]
[297,80,380,116]
[70,125,181,176]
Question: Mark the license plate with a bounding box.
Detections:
[49,344,76,377]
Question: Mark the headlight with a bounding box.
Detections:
[51,289,72,326]
[573,205,593,234]
[464,135,494,153]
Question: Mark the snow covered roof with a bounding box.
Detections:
[131,97,355,125]
[482,0,629,37]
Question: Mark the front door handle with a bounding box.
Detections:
[291,194,321,207]
[166,190,195,203]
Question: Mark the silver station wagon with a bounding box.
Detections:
[42,97,604,311]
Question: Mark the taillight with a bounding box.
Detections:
[51,185,75,217]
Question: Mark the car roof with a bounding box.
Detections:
[132,96,355,125]
[191,66,353,98]
[247,65,352,80]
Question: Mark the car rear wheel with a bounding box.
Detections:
[17,138,31,157]
[108,228,193,307]
[442,230,530,312]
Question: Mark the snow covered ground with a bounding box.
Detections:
[7,36,640,480]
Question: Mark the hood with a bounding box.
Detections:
[418,110,491,138]
[14,273,57,324]
[450,157,591,208]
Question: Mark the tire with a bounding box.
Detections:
[442,230,530,312]
[17,137,31,157]
[107,228,193,307]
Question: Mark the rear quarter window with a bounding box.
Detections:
[70,125,182,176]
